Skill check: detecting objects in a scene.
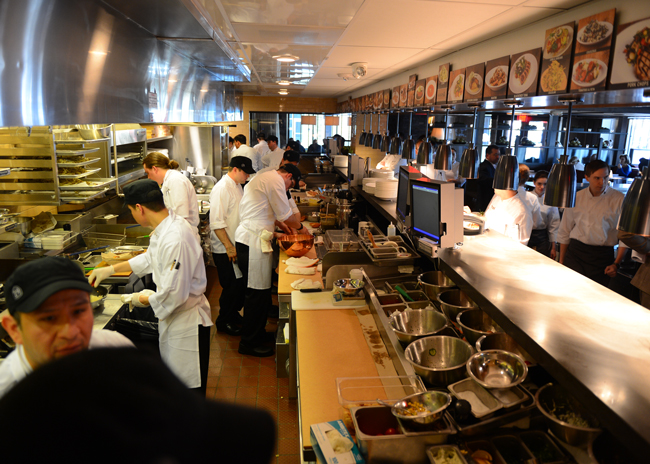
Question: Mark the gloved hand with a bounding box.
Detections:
[120,289,155,311]
[88,266,114,287]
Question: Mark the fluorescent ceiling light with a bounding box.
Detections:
[277,80,291,86]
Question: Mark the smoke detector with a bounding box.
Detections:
[351,62,367,79]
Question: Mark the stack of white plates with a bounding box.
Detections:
[374,179,398,200]
[334,155,348,167]
[370,169,394,179]
[362,177,375,190]
[364,182,377,194]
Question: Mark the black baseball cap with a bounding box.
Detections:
[123,179,164,206]
[281,163,302,187]
[283,150,300,163]
[229,156,256,174]
[6,256,93,316]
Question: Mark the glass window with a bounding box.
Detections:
[626,118,650,164]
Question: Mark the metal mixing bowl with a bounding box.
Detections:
[418,271,456,299]
[476,332,535,365]
[536,383,601,447]
[75,124,111,139]
[389,309,449,345]
[404,336,474,387]
[437,289,477,321]
[466,349,528,390]
[277,234,314,257]
[90,286,108,309]
[334,278,365,296]
[391,390,452,431]
[457,309,503,345]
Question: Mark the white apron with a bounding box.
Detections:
[158,293,211,388]
[239,218,274,290]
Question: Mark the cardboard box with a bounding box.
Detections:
[310,420,365,464]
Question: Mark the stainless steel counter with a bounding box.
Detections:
[351,186,398,225]
[93,294,125,331]
[438,230,650,457]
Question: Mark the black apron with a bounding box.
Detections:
[564,238,614,286]
[528,228,552,257]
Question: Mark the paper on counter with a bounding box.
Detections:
[285,256,319,267]
[285,266,316,275]
[291,278,323,290]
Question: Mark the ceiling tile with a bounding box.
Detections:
[241,42,330,68]
[220,0,364,27]
[313,67,384,79]
[388,48,453,72]
[231,24,345,46]
[322,45,425,68]
[338,0,511,48]
[425,0,526,4]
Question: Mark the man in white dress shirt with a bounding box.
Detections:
[0,257,133,399]
[253,132,270,159]
[558,160,626,286]
[530,170,561,259]
[261,135,285,170]
[209,156,255,336]
[484,188,534,245]
[516,165,545,250]
[232,134,262,172]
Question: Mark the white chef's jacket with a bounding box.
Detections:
[209,174,243,255]
[376,154,402,173]
[0,330,133,399]
[534,192,561,243]
[233,144,262,172]
[517,186,544,230]
[557,186,624,247]
[484,192,534,245]
[261,147,285,170]
[254,140,270,158]
[129,211,213,388]
[235,170,293,289]
[161,169,199,228]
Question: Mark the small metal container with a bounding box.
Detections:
[448,378,502,419]
[378,294,404,306]
[520,431,567,464]
[491,435,536,464]
[405,336,474,387]
[489,385,528,409]
[457,309,503,346]
[466,350,528,390]
[437,289,477,322]
[383,305,407,317]
[475,332,535,365]
[426,445,469,464]
[390,310,449,345]
[418,271,456,299]
[392,391,452,431]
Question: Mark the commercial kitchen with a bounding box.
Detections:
[1,0,650,463]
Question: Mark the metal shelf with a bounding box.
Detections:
[146,135,173,143]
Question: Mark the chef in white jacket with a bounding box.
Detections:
[143,152,199,229]
[530,170,561,259]
[89,180,212,394]
[484,188,534,245]
[234,165,302,357]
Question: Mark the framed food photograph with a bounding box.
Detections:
[424,76,438,105]
[484,56,510,100]
[609,16,650,90]
[408,74,418,90]
[391,86,401,108]
[575,9,615,56]
[366,94,373,111]
[413,79,426,106]
[399,83,408,108]
[539,22,574,96]
[383,89,391,108]
[407,87,415,107]
[448,68,466,103]
[437,63,451,103]
[375,90,383,110]
[464,63,485,102]
[508,48,542,98]
[570,50,610,92]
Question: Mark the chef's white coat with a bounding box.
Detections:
[484,192,533,245]
[161,169,199,228]
[235,170,293,289]
[209,174,243,278]
[261,147,285,170]
[254,140,270,158]
[0,330,133,400]
[534,192,561,243]
[233,144,262,172]
[129,211,213,388]
[517,186,544,230]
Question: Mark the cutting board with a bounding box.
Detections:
[291,290,366,310]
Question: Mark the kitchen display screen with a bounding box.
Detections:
[411,183,441,240]
[396,168,409,221]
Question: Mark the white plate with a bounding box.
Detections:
[466,72,483,95]
[509,54,538,94]
[543,25,574,59]
[448,74,465,101]
[439,67,449,84]
[485,65,509,90]
[425,79,437,101]
[571,59,607,87]
[577,20,613,46]
[610,18,650,84]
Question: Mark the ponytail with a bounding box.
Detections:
[143,152,179,171]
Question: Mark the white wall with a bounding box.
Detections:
[340,0,650,101]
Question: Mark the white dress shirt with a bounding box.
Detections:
[557,186,624,247]
[254,140,270,158]
[161,169,199,228]
[517,186,544,230]
[534,192,561,243]
[484,192,534,245]
[209,174,243,254]
[261,147,285,170]
[233,144,262,172]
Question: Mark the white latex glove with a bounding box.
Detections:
[120,290,155,311]
[88,266,114,287]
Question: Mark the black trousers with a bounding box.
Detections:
[191,324,211,397]
[528,228,552,257]
[213,252,245,325]
[235,242,272,348]
[564,239,614,287]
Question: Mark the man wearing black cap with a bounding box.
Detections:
[88,179,213,394]
[281,150,307,189]
[0,257,133,399]
[209,156,255,336]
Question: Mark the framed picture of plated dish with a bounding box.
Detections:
[609,16,650,90]
[508,48,542,98]
[375,90,383,110]
[437,63,450,103]
[448,68,466,103]
[399,84,408,108]
[424,76,437,105]
[383,89,391,108]
[484,56,510,100]
[575,9,615,56]
[539,22,574,95]
[407,86,415,107]
[570,50,610,92]
[414,79,426,106]
[464,63,485,102]
[391,86,400,109]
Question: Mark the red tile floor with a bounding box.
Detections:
[205,267,301,464]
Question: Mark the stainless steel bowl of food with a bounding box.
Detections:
[466,349,528,390]
[334,278,365,297]
[391,390,452,431]
[404,335,474,387]
[536,383,602,447]
[278,234,314,257]
[90,286,108,309]
[436,289,477,322]
[389,309,449,345]
[418,271,455,299]
[456,309,503,346]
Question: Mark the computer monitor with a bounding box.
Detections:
[396,166,426,229]
[410,178,464,249]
